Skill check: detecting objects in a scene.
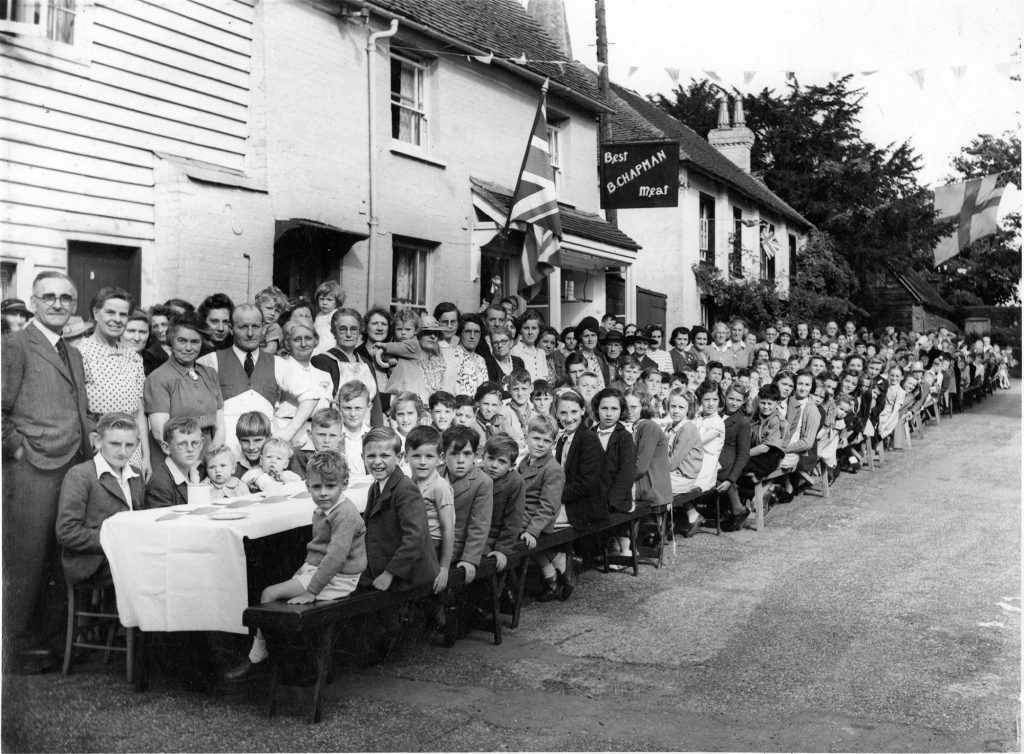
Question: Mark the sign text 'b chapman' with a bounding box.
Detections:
[599,141,679,209]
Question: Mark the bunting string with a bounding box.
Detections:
[385,44,1018,93]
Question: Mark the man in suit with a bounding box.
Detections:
[2,271,91,674]
[56,412,145,587]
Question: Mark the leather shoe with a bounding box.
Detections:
[723,510,749,532]
[682,514,705,538]
[536,577,561,602]
[223,658,268,683]
[8,648,58,675]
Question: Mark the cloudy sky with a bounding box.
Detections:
[556,0,1021,189]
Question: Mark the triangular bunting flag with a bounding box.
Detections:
[830,71,841,82]
[510,53,527,65]
[704,70,722,83]
[471,52,494,64]
[743,71,756,85]
[785,71,795,82]
[951,65,967,79]
[666,67,680,85]
[627,66,639,78]
[909,69,925,89]
[860,70,878,76]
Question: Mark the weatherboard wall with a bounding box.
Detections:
[1,0,257,304]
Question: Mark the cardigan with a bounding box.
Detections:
[304,498,367,594]
[631,419,672,505]
[717,411,751,484]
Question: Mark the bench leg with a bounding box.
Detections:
[511,559,529,630]
[629,518,640,576]
[752,482,765,531]
[490,572,503,646]
[266,656,281,719]
[309,627,336,724]
[133,631,150,692]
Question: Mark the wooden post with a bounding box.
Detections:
[595,0,616,227]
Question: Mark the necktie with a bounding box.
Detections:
[555,435,565,463]
[56,338,72,374]
[244,352,254,379]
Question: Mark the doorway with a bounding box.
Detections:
[67,241,141,315]
[273,221,363,301]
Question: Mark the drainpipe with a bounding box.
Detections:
[365,18,399,308]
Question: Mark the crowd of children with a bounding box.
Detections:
[40,283,1016,679]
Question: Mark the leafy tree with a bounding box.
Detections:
[653,77,947,314]
[649,79,720,139]
[787,231,867,325]
[936,130,1021,306]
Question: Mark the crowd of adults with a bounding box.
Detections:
[0,270,1014,675]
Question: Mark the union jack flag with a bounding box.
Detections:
[508,80,562,300]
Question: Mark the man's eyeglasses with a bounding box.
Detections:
[34,293,76,307]
[172,440,204,450]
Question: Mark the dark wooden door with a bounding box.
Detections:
[605,272,625,324]
[67,241,141,317]
[636,287,667,331]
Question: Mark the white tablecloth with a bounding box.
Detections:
[99,477,374,634]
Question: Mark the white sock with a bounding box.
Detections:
[551,551,566,574]
[248,632,268,664]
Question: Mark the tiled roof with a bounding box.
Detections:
[471,178,642,251]
[365,0,607,111]
[887,263,954,313]
[608,82,814,229]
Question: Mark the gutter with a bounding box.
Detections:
[346,0,614,115]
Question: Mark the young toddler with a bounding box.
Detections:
[241,437,302,491]
[204,444,248,499]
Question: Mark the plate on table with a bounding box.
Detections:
[170,505,191,512]
[209,511,249,521]
[211,499,234,506]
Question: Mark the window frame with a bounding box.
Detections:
[390,53,429,150]
[545,120,563,197]
[698,193,716,266]
[0,0,91,65]
[390,238,433,312]
[730,206,744,278]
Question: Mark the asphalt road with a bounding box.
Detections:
[3,385,1020,752]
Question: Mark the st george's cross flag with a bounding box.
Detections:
[508,80,562,299]
[932,174,1007,266]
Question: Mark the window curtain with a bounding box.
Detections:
[48,0,75,43]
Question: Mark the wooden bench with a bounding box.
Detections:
[745,468,787,531]
[242,556,505,723]
[243,503,656,723]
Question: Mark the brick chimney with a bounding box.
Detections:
[708,94,755,173]
[527,0,573,58]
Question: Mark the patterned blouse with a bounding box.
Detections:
[76,336,146,466]
[453,345,489,398]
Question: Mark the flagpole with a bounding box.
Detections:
[503,79,549,235]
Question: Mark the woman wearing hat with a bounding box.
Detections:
[373,313,456,403]
[78,287,151,476]
[143,311,225,454]
[626,332,658,372]
[1,298,32,333]
[575,316,609,388]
